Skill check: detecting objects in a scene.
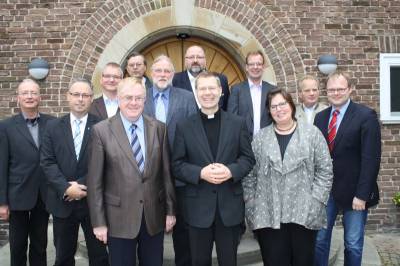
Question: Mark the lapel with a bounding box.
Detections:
[14,113,37,149]
[215,111,231,162]
[333,101,355,150]
[143,115,156,177]
[94,97,108,119]
[183,72,192,92]
[166,87,177,124]
[144,88,156,117]
[242,81,254,120]
[191,113,214,162]
[318,107,331,139]
[78,114,97,162]
[260,81,268,116]
[109,115,140,173]
[37,113,48,148]
[60,115,77,160]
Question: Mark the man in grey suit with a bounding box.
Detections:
[87,77,176,266]
[144,54,197,266]
[295,75,328,124]
[89,62,123,120]
[227,50,275,137]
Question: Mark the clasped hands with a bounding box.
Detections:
[64,181,87,201]
[200,163,232,184]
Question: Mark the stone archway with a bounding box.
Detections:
[62,0,305,97]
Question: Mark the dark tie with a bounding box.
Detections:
[130,124,145,173]
[328,110,340,152]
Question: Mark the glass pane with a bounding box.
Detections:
[390,66,400,112]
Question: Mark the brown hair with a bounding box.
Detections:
[327,71,352,88]
[267,88,297,123]
[245,50,265,65]
[123,51,146,78]
[194,71,221,89]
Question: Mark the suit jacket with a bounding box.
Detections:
[172,111,255,228]
[314,101,381,209]
[295,102,328,124]
[87,114,176,239]
[40,113,100,218]
[227,80,274,137]
[144,86,197,186]
[172,71,230,111]
[0,113,53,210]
[89,96,109,120]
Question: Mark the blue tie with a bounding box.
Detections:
[155,93,166,123]
[130,124,145,173]
[73,119,82,160]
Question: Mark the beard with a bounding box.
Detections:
[188,65,205,76]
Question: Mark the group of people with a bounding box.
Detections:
[0,44,381,266]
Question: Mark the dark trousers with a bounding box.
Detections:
[53,206,109,266]
[255,223,317,266]
[188,212,241,266]
[9,197,49,266]
[108,215,164,266]
[172,186,191,266]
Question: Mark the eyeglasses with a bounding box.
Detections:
[197,86,219,93]
[127,63,144,68]
[185,55,205,60]
[247,62,264,67]
[153,68,173,74]
[302,88,319,93]
[326,88,348,94]
[19,91,39,97]
[102,74,122,80]
[69,92,93,99]
[270,101,288,111]
[121,95,146,102]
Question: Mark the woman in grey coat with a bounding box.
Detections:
[243,88,333,266]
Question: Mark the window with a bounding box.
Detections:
[380,53,400,124]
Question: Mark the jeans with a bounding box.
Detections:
[314,195,368,266]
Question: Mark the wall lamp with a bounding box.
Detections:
[28,58,50,80]
[317,55,337,75]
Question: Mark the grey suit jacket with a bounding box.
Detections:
[87,114,176,239]
[295,102,328,124]
[227,80,275,137]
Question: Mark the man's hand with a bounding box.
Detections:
[200,163,232,184]
[93,226,108,244]
[352,197,366,211]
[0,205,9,221]
[165,215,176,233]
[64,181,87,201]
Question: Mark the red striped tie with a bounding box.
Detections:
[328,110,340,152]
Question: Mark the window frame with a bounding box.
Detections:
[380,53,400,124]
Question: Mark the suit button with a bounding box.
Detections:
[139,200,143,203]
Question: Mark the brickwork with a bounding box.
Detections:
[0,0,399,245]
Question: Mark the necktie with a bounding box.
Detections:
[73,119,82,160]
[155,93,166,123]
[327,110,340,152]
[130,124,145,173]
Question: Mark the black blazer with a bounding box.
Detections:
[0,113,54,210]
[172,111,255,228]
[41,113,100,218]
[227,80,275,137]
[314,101,381,209]
[172,71,230,111]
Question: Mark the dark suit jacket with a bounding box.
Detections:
[172,71,230,111]
[89,96,108,120]
[40,113,100,218]
[87,114,176,239]
[172,111,255,228]
[0,113,53,210]
[314,101,381,209]
[227,80,274,137]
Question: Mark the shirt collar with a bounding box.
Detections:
[103,93,118,104]
[152,86,170,100]
[187,70,196,82]
[120,112,144,132]
[302,103,317,111]
[248,79,262,89]
[22,112,40,124]
[330,99,351,116]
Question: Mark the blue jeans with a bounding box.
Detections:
[314,195,368,266]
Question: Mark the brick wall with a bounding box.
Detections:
[1,0,399,245]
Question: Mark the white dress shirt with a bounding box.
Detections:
[187,71,201,108]
[249,79,262,135]
[103,94,119,118]
[70,113,88,138]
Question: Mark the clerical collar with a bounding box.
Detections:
[200,109,221,120]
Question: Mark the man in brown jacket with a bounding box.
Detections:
[87,77,176,266]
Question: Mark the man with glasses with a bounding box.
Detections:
[0,79,53,266]
[87,77,176,266]
[123,52,153,89]
[41,78,109,266]
[227,50,275,137]
[295,75,327,124]
[173,45,230,110]
[90,62,123,120]
[143,55,197,266]
[314,72,381,266]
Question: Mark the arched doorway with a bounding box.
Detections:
[139,36,246,87]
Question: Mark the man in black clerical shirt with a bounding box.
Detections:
[172,72,255,266]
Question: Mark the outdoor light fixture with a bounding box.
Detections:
[28,58,50,80]
[317,55,337,75]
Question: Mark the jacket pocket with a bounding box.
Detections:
[104,193,121,206]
